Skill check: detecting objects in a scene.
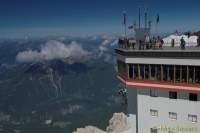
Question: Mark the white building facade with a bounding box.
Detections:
[116,49,200,133]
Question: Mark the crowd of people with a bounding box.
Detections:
[118,35,200,50]
[139,36,164,50]
[172,36,200,49]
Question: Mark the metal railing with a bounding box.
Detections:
[117,39,200,51]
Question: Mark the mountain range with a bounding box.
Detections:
[0,35,126,133]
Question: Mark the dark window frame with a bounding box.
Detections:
[189,93,198,101]
[169,91,177,99]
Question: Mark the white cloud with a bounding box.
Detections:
[97,37,118,63]
[110,39,118,46]
[102,39,111,46]
[16,40,91,63]
[98,45,108,57]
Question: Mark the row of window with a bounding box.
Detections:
[150,89,198,101]
[151,128,177,133]
[150,109,198,123]
[151,128,178,133]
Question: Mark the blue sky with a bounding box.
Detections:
[1,0,200,38]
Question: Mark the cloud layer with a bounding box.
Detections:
[97,37,118,63]
[16,40,91,64]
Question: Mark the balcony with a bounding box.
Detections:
[116,63,200,93]
[117,38,200,52]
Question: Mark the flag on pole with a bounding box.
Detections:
[156,14,160,24]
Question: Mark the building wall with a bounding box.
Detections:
[127,89,138,133]
[128,88,200,133]
[116,52,200,133]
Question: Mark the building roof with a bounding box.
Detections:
[115,47,200,59]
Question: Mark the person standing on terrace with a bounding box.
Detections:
[197,36,200,47]
[152,37,156,49]
[180,37,186,50]
[145,35,150,49]
[171,39,175,47]
[160,38,164,49]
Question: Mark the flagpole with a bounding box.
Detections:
[155,14,159,36]
[123,11,127,38]
[155,21,157,36]
[125,20,127,38]
[139,8,141,29]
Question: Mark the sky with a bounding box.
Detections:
[1,0,200,38]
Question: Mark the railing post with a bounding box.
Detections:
[173,65,176,83]
[187,66,189,83]
[155,65,158,80]
[127,64,129,79]
[144,65,146,80]
[138,64,141,80]
[161,65,163,81]
[149,64,151,80]
[167,65,170,81]
[180,66,182,83]
[193,66,196,83]
[133,64,135,79]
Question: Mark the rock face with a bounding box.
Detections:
[106,113,128,133]
[73,126,105,133]
[73,113,135,133]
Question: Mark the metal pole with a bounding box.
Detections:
[174,65,176,83]
[133,64,135,79]
[149,64,151,80]
[123,11,127,38]
[187,66,189,83]
[127,64,129,79]
[144,65,146,80]
[139,8,141,29]
[138,64,141,79]
[193,66,196,83]
[180,66,182,83]
[145,11,147,29]
[167,66,170,81]
[125,21,127,38]
[155,65,158,80]
[161,65,163,81]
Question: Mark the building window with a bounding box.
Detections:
[169,91,177,99]
[150,109,158,117]
[151,128,157,133]
[150,89,158,97]
[169,131,176,133]
[169,112,177,120]
[188,114,197,123]
[189,93,198,101]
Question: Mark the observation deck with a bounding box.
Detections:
[116,38,200,93]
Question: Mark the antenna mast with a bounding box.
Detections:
[145,9,147,29]
[139,8,141,29]
[123,11,127,38]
